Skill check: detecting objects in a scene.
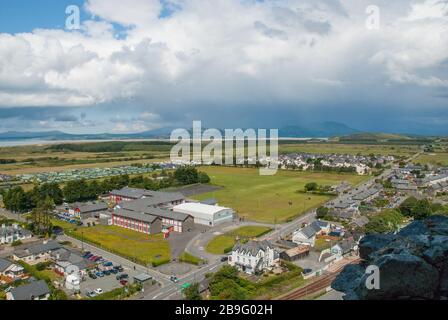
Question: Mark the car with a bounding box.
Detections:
[103,270,111,276]
[114,265,124,272]
[116,273,129,280]
[88,273,97,279]
[83,251,91,257]
[120,280,128,286]
[303,268,313,274]
[110,268,118,274]
[170,276,179,283]
[88,255,97,261]
[103,261,113,267]
[94,288,103,295]
[85,253,93,259]
[220,256,229,262]
[96,271,104,277]
[94,256,102,262]
[86,290,97,298]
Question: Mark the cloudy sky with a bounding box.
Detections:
[0,0,447,135]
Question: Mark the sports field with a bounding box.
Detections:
[193,166,369,224]
[70,225,171,266]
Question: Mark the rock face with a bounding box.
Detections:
[332,215,448,300]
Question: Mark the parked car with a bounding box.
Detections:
[110,268,118,274]
[88,273,97,280]
[103,262,113,267]
[94,288,103,295]
[88,255,97,261]
[170,276,179,283]
[303,268,313,274]
[120,280,128,286]
[114,265,124,272]
[96,271,104,277]
[220,256,229,262]
[116,273,129,280]
[86,290,97,298]
[103,270,111,276]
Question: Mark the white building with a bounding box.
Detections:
[228,240,279,275]
[0,224,33,244]
[292,220,330,247]
[173,203,234,226]
[65,274,81,291]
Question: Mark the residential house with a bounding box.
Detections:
[0,258,25,281]
[292,220,330,247]
[12,241,61,264]
[0,224,33,244]
[229,240,279,274]
[51,248,95,277]
[331,239,357,257]
[6,280,50,300]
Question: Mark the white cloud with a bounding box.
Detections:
[0,0,447,112]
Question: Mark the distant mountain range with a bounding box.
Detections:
[0,122,361,141]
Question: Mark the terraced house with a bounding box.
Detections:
[0,224,32,244]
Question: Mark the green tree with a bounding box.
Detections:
[304,182,318,192]
[198,172,211,184]
[30,196,54,235]
[174,167,199,185]
[316,206,329,219]
[183,283,202,300]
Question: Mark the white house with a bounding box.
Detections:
[331,239,357,257]
[0,224,33,244]
[0,258,25,281]
[228,240,279,274]
[292,220,330,247]
[173,203,234,226]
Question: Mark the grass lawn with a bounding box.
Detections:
[206,226,272,255]
[278,143,420,157]
[414,153,448,166]
[194,166,369,224]
[70,225,171,266]
[314,238,332,252]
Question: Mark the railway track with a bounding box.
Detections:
[280,258,361,300]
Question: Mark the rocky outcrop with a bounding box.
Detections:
[332,215,448,300]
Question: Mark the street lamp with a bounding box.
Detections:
[81,231,84,252]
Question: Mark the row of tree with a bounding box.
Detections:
[1,167,211,212]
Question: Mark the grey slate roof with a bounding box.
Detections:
[119,192,185,210]
[111,187,185,204]
[352,187,381,201]
[0,258,13,272]
[28,241,61,255]
[9,280,50,300]
[233,240,274,256]
[113,209,160,224]
[76,202,108,213]
[140,207,191,222]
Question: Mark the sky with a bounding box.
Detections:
[0,0,447,135]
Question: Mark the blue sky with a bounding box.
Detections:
[0,0,447,135]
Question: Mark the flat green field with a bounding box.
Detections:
[194,167,369,224]
[278,143,419,157]
[206,226,272,255]
[70,225,171,265]
[414,153,448,166]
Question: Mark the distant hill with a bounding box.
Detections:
[279,122,359,138]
